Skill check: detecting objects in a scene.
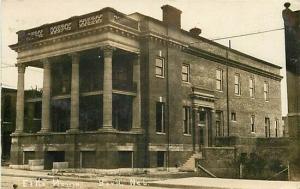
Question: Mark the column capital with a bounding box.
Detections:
[133,53,141,65]
[68,52,80,61]
[192,105,199,111]
[17,64,26,73]
[102,45,116,57]
[41,58,50,65]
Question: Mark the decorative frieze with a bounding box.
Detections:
[26,29,44,41]
[50,23,72,35]
[79,14,103,28]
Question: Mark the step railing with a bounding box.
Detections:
[197,163,217,178]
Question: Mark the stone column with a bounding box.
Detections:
[40,59,52,133]
[101,46,115,131]
[204,109,209,147]
[132,54,142,132]
[210,109,216,147]
[192,107,198,151]
[68,53,80,132]
[15,64,26,133]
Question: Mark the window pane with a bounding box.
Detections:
[156,67,162,76]
[182,74,188,82]
[156,59,163,67]
[182,65,188,73]
[216,70,221,79]
[249,78,254,89]
[235,85,239,94]
[235,75,239,84]
[216,81,221,90]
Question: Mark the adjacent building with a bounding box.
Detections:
[282,2,300,180]
[1,87,17,161]
[9,5,283,174]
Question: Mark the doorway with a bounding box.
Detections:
[197,108,212,149]
[44,151,65,170]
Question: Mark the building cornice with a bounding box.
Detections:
[184,46,283,81]
[10,24,139,53]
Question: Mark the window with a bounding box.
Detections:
[157,151,166,167]
[182,64,190,82]
[264,82,269,101]
[265,117,270,138]
[234,74,241,95]
[118,151,133,168]
[183,106,191,135]
[231,112,236,121]
[80,151,96,168]
[249,78,255,98]
[216,111,224,136]
[216,69,223,91]
[155,58,164,77]
[251,115,255,133]
[156,102,165,133]
[275,120,279,137]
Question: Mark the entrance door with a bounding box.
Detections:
[198,108,212,148]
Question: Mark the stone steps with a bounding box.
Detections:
[179,152,203,172]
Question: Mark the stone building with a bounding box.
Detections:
[282,2,300,180]
[9,5,283,173]
[1,87,42,162]
[1,87,17,161]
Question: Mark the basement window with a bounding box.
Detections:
[157,151,166,167]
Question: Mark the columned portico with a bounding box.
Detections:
[68,52,80,132]
[15,64,26,133]
[40,59,52,132]
[101,46,115,131]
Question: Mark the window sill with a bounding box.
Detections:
[156,132,166,135]
[216,90,223,93]
[155,75,165,79]
[182,82,191,86]
[183,134,192,136]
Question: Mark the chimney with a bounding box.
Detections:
[161,5,182,28]
[189,27,202,37]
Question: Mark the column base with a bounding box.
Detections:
[131,128,143,133]
[37,129,50,133]
[11,130,23,136]
[66,128,80,133]
[13,130,23,134]
[99,126,116,132]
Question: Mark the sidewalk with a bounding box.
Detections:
[3,167,300,189]
[1,167,160,184]
[149,177,300,189]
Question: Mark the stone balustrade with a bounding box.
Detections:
[17,8,139,43]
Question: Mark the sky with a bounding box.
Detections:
[2,0,300,116]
